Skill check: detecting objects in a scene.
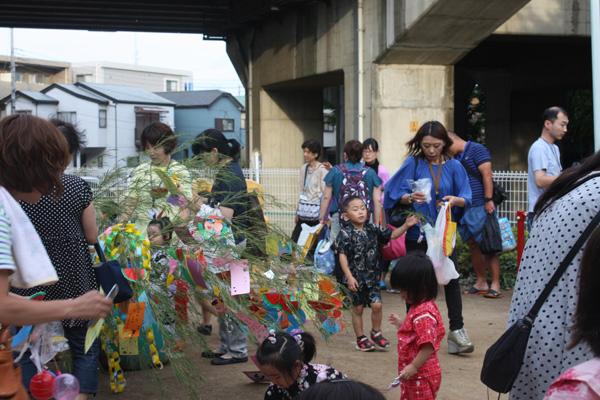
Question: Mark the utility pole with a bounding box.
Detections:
[10,28,16,114]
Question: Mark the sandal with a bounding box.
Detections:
[484,289,502,299]
[464,286,488,295]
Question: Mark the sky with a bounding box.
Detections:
[0,28,244,94]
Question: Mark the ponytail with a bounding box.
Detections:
[192,129,241,161]
[256,331,316,377]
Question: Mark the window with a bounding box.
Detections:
[15,110,32,115]
[215,118,234,132]
[76,74,92,83]
[99,109,107,128]
[57,111,76,124]
[165,79,179,92]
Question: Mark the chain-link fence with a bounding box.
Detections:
[71,167,528,235]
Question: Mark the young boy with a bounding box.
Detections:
[336,196,419,351]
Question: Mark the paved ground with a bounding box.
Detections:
[97,289,512,399]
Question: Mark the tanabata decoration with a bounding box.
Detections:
[30,370,55,400]
[100,223,152,284]
[53,373,80,400]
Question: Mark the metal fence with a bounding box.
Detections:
[71,167,528,235]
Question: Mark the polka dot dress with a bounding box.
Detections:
[11,175,98,327]
[507,176,600,400]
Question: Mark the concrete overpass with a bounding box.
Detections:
[0,0,592,170]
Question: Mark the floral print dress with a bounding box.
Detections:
[264,363,345,400]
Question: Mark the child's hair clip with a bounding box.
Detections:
[267,329,277,344]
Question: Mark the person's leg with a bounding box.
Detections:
[486,254,502,294]
[370,302,382,332]
[351,305,365,338]
[467,240,489,292]
[16,349,36,390]
[217,314,229,355]
[291,220,303,243]
[64,326,100,399]
[225,318,248,359]
[444,278,464,331]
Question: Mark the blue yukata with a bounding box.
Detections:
[384,156,472,241]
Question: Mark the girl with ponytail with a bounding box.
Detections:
[257,330,346,400]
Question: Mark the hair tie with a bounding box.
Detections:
[267,329,277,344]
[290,329,304,350]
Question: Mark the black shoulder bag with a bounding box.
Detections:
[92,242,133,304]
[481,176,600,393]
[459,158,507,205]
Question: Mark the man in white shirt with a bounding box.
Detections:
[527,106,569,229]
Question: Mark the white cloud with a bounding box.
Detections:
[0,28,243,93]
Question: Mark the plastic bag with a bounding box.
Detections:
[423,203,459,285]
[498,217,516,251]
[314,226,335,274]
[480,213,503,255]
[408,178,432,203]
[381,225,406,261]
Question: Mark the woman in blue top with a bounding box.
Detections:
[384,121,474,355]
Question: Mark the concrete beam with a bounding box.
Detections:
[379,0,532,65]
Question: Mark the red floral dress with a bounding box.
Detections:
[397,300,445,400]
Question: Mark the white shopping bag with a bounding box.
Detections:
[423,203,459,285]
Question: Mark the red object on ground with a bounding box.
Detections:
[29,370,55,400]
[516,210,526,270]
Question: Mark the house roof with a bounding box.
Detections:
[42,84,109,105]
[0,90,58,105]
[155,90,243,109]
[77,83,175,106]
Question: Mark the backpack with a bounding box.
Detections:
[337,164,371,211]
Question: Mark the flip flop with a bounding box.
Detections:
[484,289,502,299]
[464,286,488,295]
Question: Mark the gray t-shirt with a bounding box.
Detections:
[527,137,562,212]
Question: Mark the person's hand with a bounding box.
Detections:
[442,195,458,206]
[399,363,418,380]
[346,275,359,292]
[322,162,333,171]
[411,192,427,204]
[404,215,420,228]
[71,291,113,320]
[388,313,402,328]
[485,200,495,214]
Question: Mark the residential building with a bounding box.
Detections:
[0,55,71,99]
[0,90,58,118]
[155,90,245,159]
[72,61,193,93]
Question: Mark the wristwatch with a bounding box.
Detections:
[484,197,493,202]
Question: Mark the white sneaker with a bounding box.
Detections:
[447,328,474,354]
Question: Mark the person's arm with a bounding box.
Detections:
[478,161,495,213]
[319,185,333,224]
[0,271,112,326]
[399,343,435,379]
[534,170,558,189]
[443,161,471,208]
[372,185,383,225]
[390,215,419,240]
[338,253,358,292]
[81,203,99,243]
[384,157,418,209]
[219,206,235,221]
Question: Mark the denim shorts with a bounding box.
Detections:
[458,205,487,244]
[19,325,100,394]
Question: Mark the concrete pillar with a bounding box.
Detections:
[372,65,454,174]
[259,88,323,168]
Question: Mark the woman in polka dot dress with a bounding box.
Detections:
[508,152,600,399]
[256,331,346,400]
[11,120,102,399]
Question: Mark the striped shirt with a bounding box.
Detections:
[0,202,16,272]
[456,141,492,207]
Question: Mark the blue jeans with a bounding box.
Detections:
[20,326,100,395]
[217,314,247,359]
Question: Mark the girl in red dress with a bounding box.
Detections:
[389,254,445,400]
